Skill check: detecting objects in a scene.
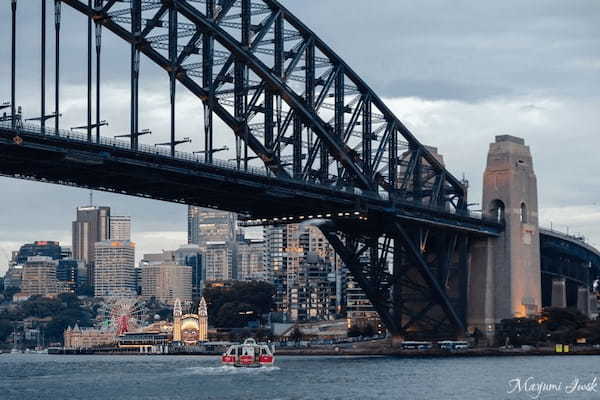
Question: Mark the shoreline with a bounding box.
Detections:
[17,346,600,357]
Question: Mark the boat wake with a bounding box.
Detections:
[185,365,280,376]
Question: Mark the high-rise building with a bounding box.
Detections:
[4,264,23,290]
[346,273,380,330]
[15,241,62,264]
[72,206,111,288]
[20,256,58,298]
[134,266,142,295]
[174,244,204,299]
[110,216,132,241]
[142,250,175,264]
[188,206,236,246]
[288,253,337,321]
[141,262,192,305]
[264,225,285,312]
[203,242,233,282]
[188,207,240,281]
[56,259,86,294]
[237,239,267,281]
[93,240,136,298]
[264,223,344,321]
[61,246,73,259]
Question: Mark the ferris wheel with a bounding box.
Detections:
[98,297,146,336]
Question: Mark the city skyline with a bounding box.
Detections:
[0,1,598,274]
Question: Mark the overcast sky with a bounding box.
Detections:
[0,0,599,273]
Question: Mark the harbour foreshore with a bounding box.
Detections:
[39,345,600,357]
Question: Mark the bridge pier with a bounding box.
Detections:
[469,135,541,340]
[577,286,590,315]
[551,278,567,308]
[590,294,598,318]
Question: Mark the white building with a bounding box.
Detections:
[94,240,136,298]
[110,216,132,241]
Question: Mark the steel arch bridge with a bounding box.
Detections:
[1,0,502,339]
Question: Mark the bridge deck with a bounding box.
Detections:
[0,122,501,236]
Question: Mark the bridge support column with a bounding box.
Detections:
[551,278,567,308]
[577,286,590,315]
[467,238,496,342]
[590,294,598,318]
[469,135,541,340]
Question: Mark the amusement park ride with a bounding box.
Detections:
[98,297,146,336]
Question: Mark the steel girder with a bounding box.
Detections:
[319,220,470,339]
[18,0,482,337]
[60,0,467,213]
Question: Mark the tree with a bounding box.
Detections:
[20,296,63,318]
[213,302,257,328]
[204,281,275,326]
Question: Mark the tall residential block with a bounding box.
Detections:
[237,239,267,281]
[203,242,233,281]
[20,256,58,298]
[264,223,343,321]
[174,244,204,299]
[94,240,136,298]
[141,262,192,305]
[110,216,132,241]
[469,135,541,337]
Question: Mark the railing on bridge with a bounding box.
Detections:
[0,119,496,224]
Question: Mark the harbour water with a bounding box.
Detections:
[2,353,600,399]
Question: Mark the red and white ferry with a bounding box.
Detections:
[221,338,275,368]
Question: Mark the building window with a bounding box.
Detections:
[520,202,528,223]
[490,199,505,223]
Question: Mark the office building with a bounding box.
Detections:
[94,240,136,298]
[141,262,192,305]
[20,256,58,298]
[237,239,267,281]
[72,206,111,263]
[61,246,73,259]
[110,216,131,241]
[72,206,111,288]
[4,264,23,290]
[188,206,237,245]
[15,241,62,264]
[174,244,204,299]
[203,242,233,282]
[56,259,86,294]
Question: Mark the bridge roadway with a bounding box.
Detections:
[539,228,600,307]
[0,121,502,238]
